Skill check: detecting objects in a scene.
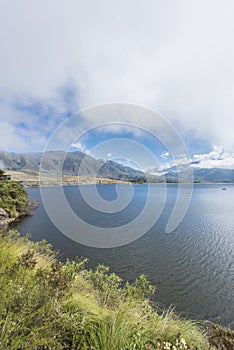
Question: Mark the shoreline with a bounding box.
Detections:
[4,171,234,188]
[24,181,234,188]
[0,200,39,230]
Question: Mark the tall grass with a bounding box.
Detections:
[0,229,215,349]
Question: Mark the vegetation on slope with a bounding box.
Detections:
[0,229,211,350]
[0,180,28,217]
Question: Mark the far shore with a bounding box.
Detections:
[5,170,132,187]
[4,171,234,187]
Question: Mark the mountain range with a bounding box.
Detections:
[0,151,234,183]
[149,165,234,183]
[0,151,146,182]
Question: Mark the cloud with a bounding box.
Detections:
[0,0,234,154]
[71,142,90,154]
[149,146,234,172]
[0,121,27,150]
[154,155,191,172]
[161,151,170,159]
[192,146,234,169]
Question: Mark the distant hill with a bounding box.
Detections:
[0,151,146,182]
[149,165,234,183]
[192,167,234,183]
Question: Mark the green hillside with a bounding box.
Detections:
[0,180,28,218]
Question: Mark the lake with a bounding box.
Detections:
[15,184,234,329]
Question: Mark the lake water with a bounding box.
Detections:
[15,184,234,329]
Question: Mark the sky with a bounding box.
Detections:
[0,0,234,170]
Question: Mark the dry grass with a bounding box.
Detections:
[6,170,131,187]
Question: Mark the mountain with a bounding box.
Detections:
[149,166,234,183]
[0,151,146,182]
[192,167,234,183]
[1,151,234,183]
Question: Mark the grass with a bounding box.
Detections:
[0,229,216,350]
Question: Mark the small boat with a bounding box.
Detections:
[222,188,227,190]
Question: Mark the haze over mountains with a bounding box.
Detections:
[149,165,234,183]
[0,151,234,183]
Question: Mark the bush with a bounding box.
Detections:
[0,181,28,217]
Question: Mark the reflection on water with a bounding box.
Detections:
[16,184,234,329]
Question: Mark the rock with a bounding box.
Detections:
[28,201,39,209]
[0,207,9,220]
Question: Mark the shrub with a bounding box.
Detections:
[0,181,28,217]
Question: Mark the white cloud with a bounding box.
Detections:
[175,156,191,167]
[161,151,170,159]
[71,142,90,154]
[149,146,234,172]
[192,146,234,169]
[0,121,26,150]
[0,1,234,153]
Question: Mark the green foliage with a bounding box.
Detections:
[0,233,85,349]
[0,181,28,217]
[82,264,123,307]
[125,274,156,300]
[0,230,214,349]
